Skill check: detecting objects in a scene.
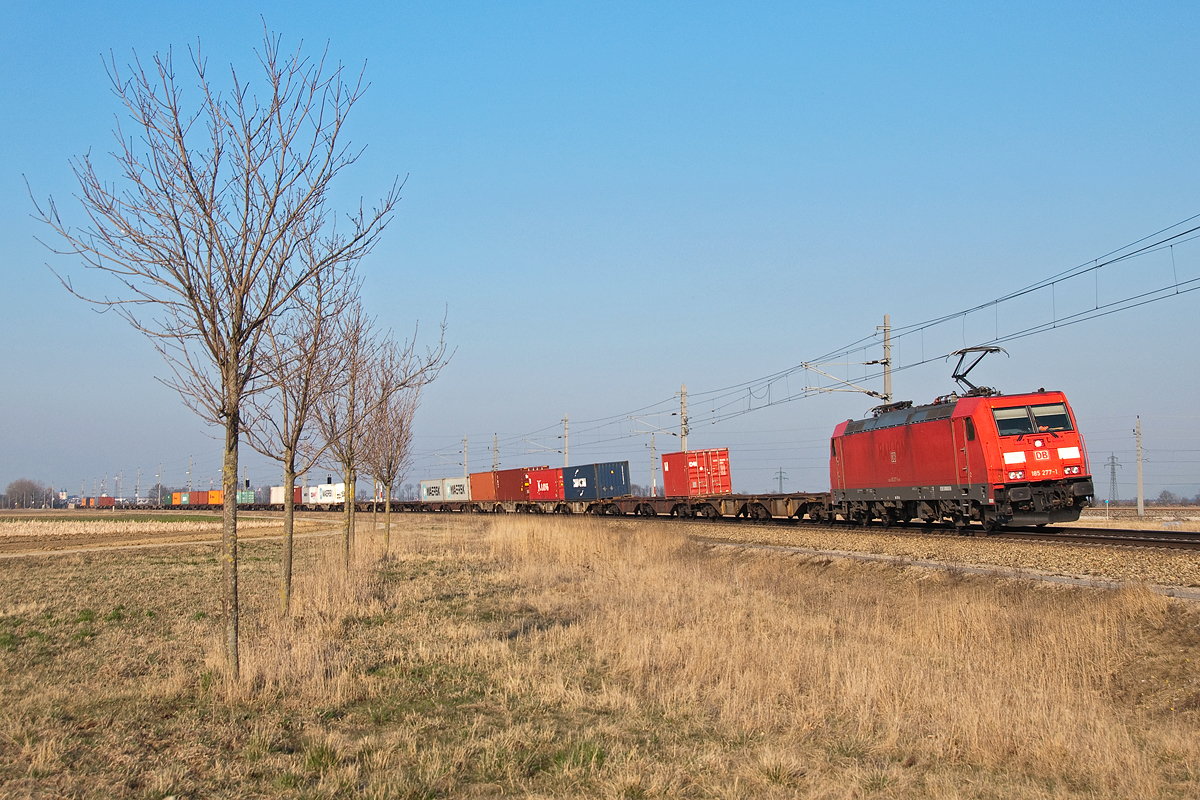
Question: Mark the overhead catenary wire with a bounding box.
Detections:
[407,214,1199,479]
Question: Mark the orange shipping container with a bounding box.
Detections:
[209,490,223,505]
[469,472,497,502]
[172,492,182,505]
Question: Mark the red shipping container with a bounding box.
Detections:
[662,449,732,497]
[96,496,115,508]
[191,490,209,506]
[495,466,547,502]
[469,472,498,502]
[528,468,565,501]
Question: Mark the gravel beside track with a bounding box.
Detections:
[684,520,1200,590]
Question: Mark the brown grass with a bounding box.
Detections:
[1,518,285,539]
[0,514,332,556]
[0,514,1197,798]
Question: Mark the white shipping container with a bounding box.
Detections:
[305,485,320,505]
[316,483,346,504]
[270,486,285,505]
[443,477,470,502]
[420,480,445,501]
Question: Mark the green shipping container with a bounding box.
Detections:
[237,490,255,504]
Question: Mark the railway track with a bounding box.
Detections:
[990,526,1200,550]
[29,505,1199,550]
[654,513,1200,550]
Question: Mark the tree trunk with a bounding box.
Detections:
[281,460,296,615]
[384,480,392,555]
[221,410,240,677]
[342,464,355,568]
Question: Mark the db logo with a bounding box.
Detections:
[1033,451,1050,461]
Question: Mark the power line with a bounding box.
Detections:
[409,215,1199,476]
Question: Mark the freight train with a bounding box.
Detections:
[377,387,1093,533]
[95,381,1094,534]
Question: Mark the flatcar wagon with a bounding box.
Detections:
[830,389,1094,530]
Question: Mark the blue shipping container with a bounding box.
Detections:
[595,461,630,498]
[563,465,598,500]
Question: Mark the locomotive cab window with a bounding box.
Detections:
[1030,403,1072,433]
[993,406,1035,436]
[964,418,976,441]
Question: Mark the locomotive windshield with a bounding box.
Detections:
[1030,403,1072,432]
[992,403,1074,436]
[993,407,1035,436]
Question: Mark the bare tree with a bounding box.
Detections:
[364,385,420,554]
[5,479,47,509]
[32,32,399,675]
[318,303,448,566]
[316,301,379,567]
[241,253,358,613]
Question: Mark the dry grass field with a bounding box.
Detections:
[1,514,1198,798]
[0,513,331,555]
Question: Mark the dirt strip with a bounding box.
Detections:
[0,526,345,560]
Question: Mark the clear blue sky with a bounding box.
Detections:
[3,2,1198,500]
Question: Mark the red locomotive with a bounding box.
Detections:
[831,387,1093,530]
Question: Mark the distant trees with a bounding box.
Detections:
[5,479,48,508]
[143,484,179,505]
[34,31,401,677]
[1152,490,1200,506]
